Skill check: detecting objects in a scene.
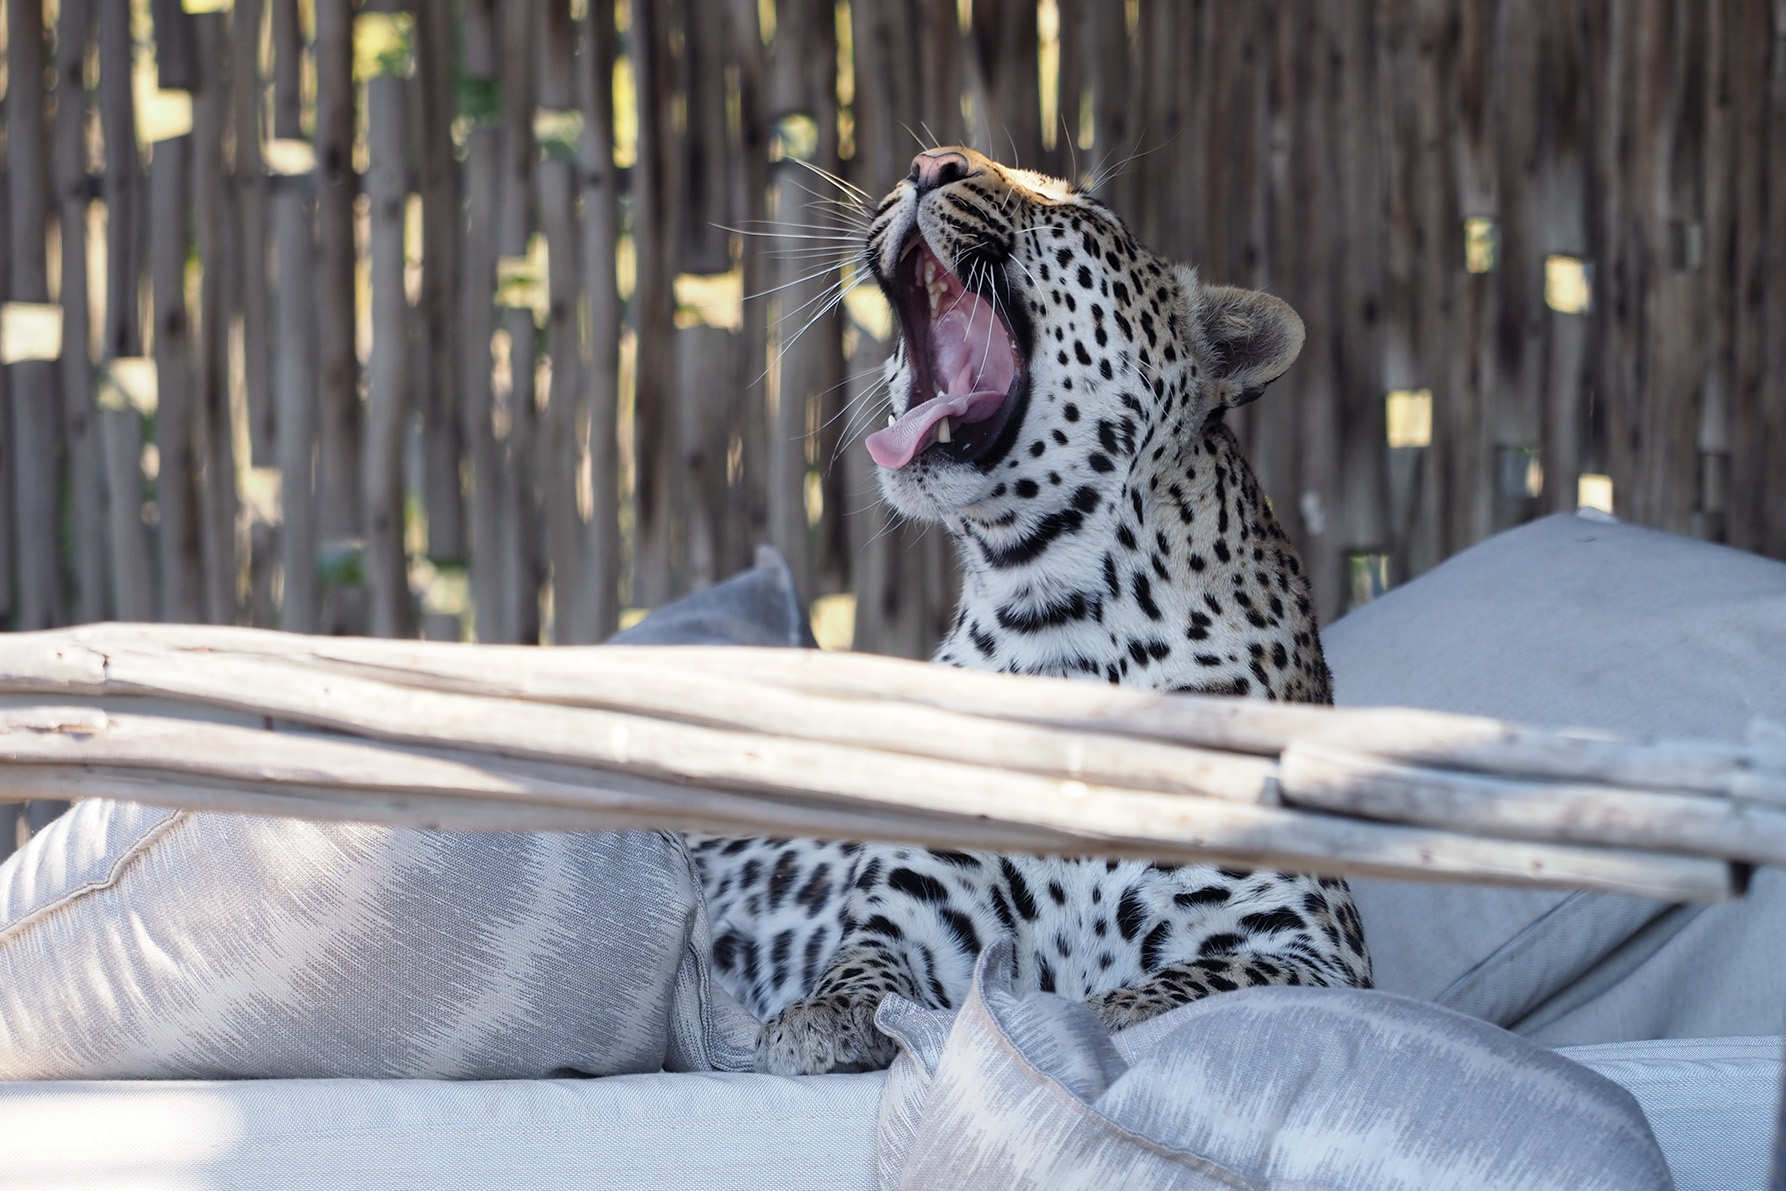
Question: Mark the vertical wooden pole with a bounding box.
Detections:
[1375,0,1420,576]
[973,0,1043,169]
[497,0,539,642]
[1049,0,1084,181]
[1087,0,1134,214]
[842,0,899,656]
[1483,0,1544,537]
[1253,0,1306,563]
[676,1,733,594]
[0,52,9,841]
[8,0,64,629]
[150,134,202,623]
[1536,0,1593,526]
[629,0,680,608]
[1697,0,1736,544]
[1447,0,1497,557]
[1723,0,1766,552]
[269,0,316,633]
[412,0,465,564]
[537,0,590,638]
[724,0,770,583]
[364,74,411,638]
[841,0,960,659]
[675,326,732,591]
[460,0,504,641]
[1640,2,1705,537]
[95,0,153,622]
[1761,3,1786,561]
[765,0,843,607]
[312,0,361,624]
[55,0,106,624]
[191,11,240,624]
[234,0,274,467]
[917,0,965,148]
[1409,0,1458,577]
[578,0,621,638]
[271,171,318,633]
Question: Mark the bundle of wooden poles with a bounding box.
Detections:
[1,624,1782,903]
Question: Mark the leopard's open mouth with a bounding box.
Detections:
[865,235,1028,471]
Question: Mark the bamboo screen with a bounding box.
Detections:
[0,0,1781,656]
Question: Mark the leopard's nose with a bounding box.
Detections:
[909,149,972,195]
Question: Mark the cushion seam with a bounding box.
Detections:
[0,808,188,946]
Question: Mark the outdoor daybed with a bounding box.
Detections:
[1,511,1783,1189]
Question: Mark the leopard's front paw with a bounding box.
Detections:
[756,991,897,1075]
[1089,985,1159,1031]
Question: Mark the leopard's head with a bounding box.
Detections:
[863,147,1305,529]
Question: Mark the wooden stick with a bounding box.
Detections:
[49,625,1786,804]
[0,706,1735,900]
[0,639,1286,806]
[1279,742,1786,866]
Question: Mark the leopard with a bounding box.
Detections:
[691,146,1370,1077]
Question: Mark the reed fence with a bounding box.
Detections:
[0,5,1779,667]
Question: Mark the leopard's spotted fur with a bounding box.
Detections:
[693,147,1370,1076]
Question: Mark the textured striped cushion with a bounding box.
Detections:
[0,799,755,1079]
[876,939,1674,1190]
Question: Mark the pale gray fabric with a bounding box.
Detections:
[875,939,1673,1191]
[1557,1035,1783,1191]
[0,1071,883,1191]
[610,545,817,648]
[1324,511,1786,1040]
[1514,868,1786,1045]
[0,799,739,1079]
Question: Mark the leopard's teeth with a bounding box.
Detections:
[887,413,897,427]
[937,418,952,444]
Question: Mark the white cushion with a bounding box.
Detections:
[874,940,1672,1190]
[0,799,752,1079]
[1323,512,1786,1035]
[0,1038,1770,1191]
[0,1071,883,1190]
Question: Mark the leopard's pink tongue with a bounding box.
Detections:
[865,389,1006,469]
[865,294,1018,470]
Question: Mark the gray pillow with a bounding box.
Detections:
[876,940,1673,1190]
[1323,512,1786,1036]
[0,552,818,1080]
[609,546,817,648]
[0,800,743,1079]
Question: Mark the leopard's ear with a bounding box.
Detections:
[1186,283,1305,408]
